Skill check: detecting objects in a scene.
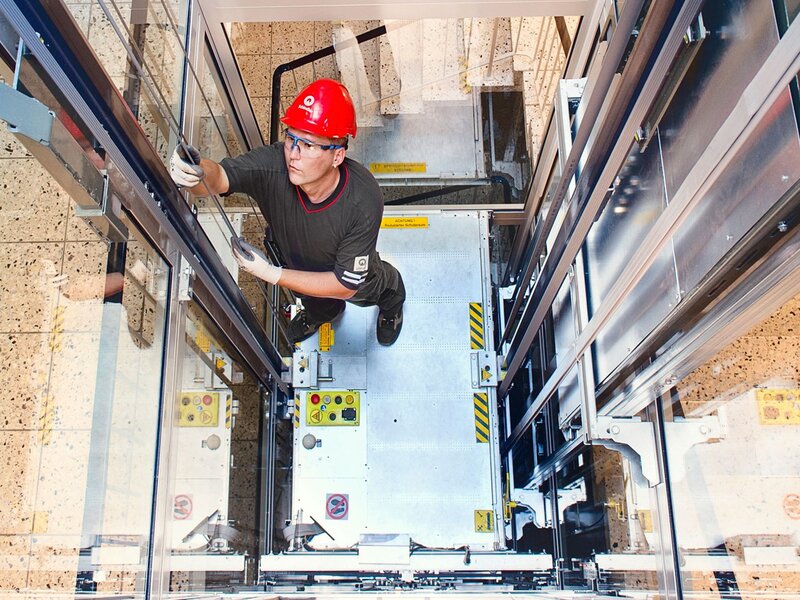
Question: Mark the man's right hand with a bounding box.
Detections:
[170,144,205,188]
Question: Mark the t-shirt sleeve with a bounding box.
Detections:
[334,209,381,290]
[220,144,282,199]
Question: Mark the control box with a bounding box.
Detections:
[305,390,361,426]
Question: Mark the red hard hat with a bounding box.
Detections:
[281,79,357,139]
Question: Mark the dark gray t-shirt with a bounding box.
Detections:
[221,143,383,293]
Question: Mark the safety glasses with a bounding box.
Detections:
[283,129,346,158]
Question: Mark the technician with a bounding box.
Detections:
[169,79,405,346]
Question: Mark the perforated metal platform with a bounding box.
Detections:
[285,209,502,558]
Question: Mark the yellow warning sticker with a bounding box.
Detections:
[381,216,429,229]
[469,302,485,349]
[474,509,494,532]
[474,393,490,443]
[757,388,800,425]
[370,162,426,174]
[319,322,334,352]
[636,509,653,533]
[196,328,211,353]
[32,511,49,534]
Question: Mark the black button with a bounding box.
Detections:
[334,395,343,404]
[329,413,336,421]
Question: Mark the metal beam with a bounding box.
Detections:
[503,10,800,449]
[200,1,592,24]
[501,0,646,344]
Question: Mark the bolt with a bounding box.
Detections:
[610,425,620,435]
[778,221,788,233]
[699,425,709,435]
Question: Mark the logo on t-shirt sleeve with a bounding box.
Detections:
[354,256,369,272]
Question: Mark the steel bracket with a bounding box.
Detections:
[0,81,127,241]
[509,487,548,531]
[594,416,660,485]
[292,349,319,389]
[0,78,54,142]
[471,351,498,388]
[663,415,723,482]
[178,260,194,302]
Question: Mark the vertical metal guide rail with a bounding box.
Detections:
[0,0,288,392]
[500,0,800,460]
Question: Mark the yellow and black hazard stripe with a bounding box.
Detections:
[49,306,65,352]
[225,395,232,429]
[293,397,301,429]
[474,392,489,443]
[469,302,484,349]
[39,396,54,445]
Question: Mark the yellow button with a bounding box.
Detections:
[345,394,354,404]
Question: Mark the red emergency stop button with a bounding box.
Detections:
[310,394,321,404]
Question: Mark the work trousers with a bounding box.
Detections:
[301,257,405,325]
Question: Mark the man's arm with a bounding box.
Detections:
[188,159,230,196]
[278,269,356,300]
[232,240,355,300]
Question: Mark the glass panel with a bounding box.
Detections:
[555,441,659,594]
[228,17,581,201]
[165,301,264,591]
[552,272,575,361]
[556,366,581,435]
[512,428,536,487]
[64,0,188,165]
[671,88,800,295]
[588,137,679,384]
[660,0,780,200]
[587,0,800,386]
[0,124,169,595]
[192,49,255,255]
[665,292,800,598]
[790,0,800,23]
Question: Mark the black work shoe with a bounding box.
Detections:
[376,307,403,346]
[287,310,319,344]
[288,305,346,345]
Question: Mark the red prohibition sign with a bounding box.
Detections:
[326,493,349,520]
[174,494,193,520]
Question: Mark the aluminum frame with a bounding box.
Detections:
[501,0,703,434]
[500,0,645,336]
[503,8,800,451]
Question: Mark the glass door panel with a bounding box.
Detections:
[164,300,264,592]
[664,293,800,599]
[0,126,169,596]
